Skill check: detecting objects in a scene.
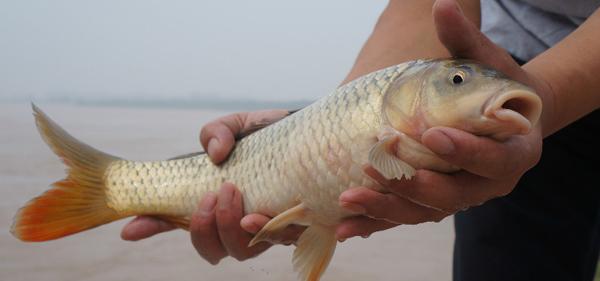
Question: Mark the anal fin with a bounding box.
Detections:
[293,224,337,281]
[248,203,337,281]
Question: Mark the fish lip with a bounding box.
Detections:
[482,87,542,136]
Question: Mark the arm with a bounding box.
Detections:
[342,0,480,84]
[524,9,600,136]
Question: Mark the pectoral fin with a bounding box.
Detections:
[368,136,416,180]
[249,203,310,246]
[293,224,337,281]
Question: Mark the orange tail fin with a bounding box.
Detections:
[11,105,123,242]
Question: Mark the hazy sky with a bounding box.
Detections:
[0,1,386,101]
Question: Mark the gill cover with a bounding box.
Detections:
[382,60,435,137]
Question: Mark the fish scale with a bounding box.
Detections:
[101,63,402,224]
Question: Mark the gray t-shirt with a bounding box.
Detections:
[482,0,600,61]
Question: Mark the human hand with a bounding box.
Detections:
[199,110,293,164]
[121,110,304,264]
[336,0,553,240]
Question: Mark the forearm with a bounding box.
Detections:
[523,8,600,137]
[342,0,480,84]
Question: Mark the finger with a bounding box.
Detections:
[200,113,246,164]
[383,169,514,213]
[335,216,398,241]
[215,183,271,261]
[120,216,176,241]
[433,0,526,81]
[339,187,448,224]
[199,110,291,164]
[363,165,392,187]
[190,192,227,265]
[240,214,272,234]
[366,165,465,211]
[421,127,541,179]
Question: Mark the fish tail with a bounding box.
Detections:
[11,105,123,242]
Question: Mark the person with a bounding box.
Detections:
[120,0,600,280]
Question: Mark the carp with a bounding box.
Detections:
[12,59,542,281]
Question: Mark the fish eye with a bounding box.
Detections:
[450,71,466,85]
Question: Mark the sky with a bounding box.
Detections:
[0,1,386,102]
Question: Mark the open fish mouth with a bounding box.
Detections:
[483,87,542,136]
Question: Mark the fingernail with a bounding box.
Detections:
[338,238,346,243]
[219,185,234,210]
[425,129,455,155]
[199,193,217,217]
[361,234,371,239]
[207,138,220,158]
[339,201,366,215]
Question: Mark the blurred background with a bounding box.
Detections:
[0,1,457,281]
[1,0,386,108]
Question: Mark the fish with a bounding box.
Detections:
[11,59,542,281]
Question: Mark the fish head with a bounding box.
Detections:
[383,59,542,140]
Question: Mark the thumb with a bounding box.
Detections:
[421,127,540,179]
[200,114,243,164]
[432,0,524,80]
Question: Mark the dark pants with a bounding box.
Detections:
[453,106,600,279]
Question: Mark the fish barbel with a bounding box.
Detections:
[12,59,542,281]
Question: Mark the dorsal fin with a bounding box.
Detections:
[168,109,302,160]
[167,151,206,160]
[235,109,300,140]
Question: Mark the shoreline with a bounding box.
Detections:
[0,97,314,112]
